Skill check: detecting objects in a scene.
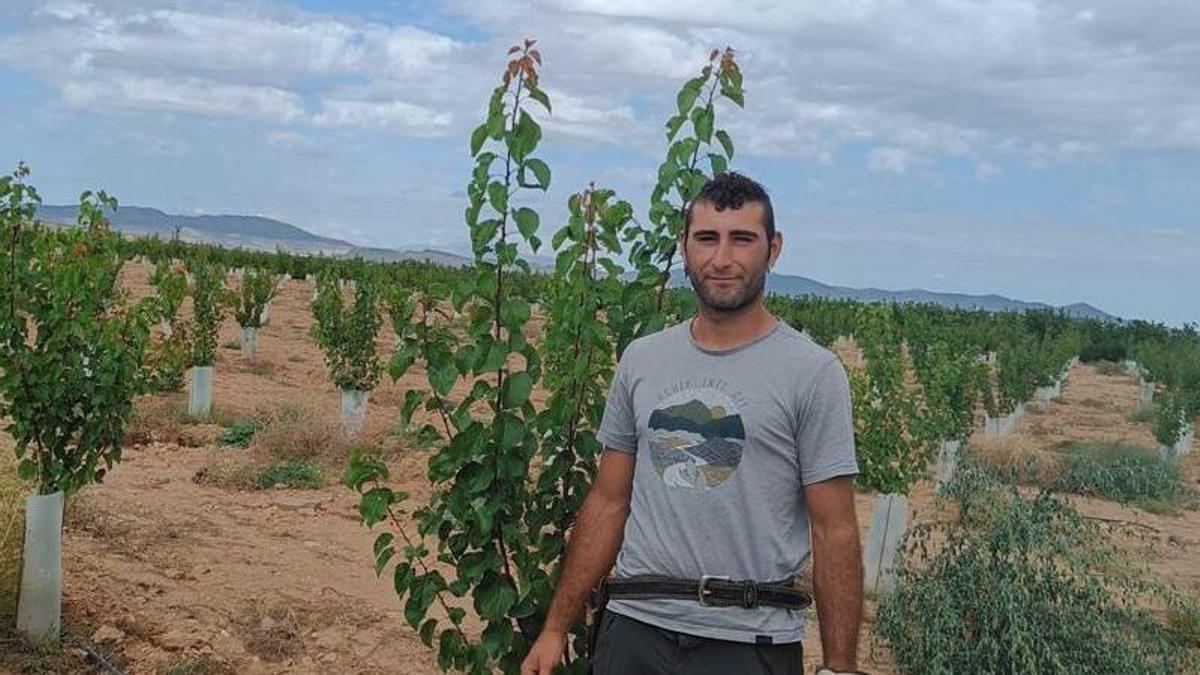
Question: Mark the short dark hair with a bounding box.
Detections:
[683,171,775,241]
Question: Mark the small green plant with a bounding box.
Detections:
[255,460,323,489]
[1155,389,1189,448]
[876,462,1198,674]
[195,459,324,490]
[311,272,382,392]
[234,268,278,329]
[218,419,259,448]
[187,260,230,368]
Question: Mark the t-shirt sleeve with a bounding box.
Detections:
[795,357,858,486]
[598,352,638,454]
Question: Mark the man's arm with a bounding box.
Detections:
[805,474,863,672]
[522,449,635,674]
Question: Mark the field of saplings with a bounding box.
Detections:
[2,41,1199,675]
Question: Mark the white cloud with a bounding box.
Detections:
[6,0,1200,162]
[975,162,1002,181]
[867,146,911,174]
[313,99,452,135]
[61,75,305,122]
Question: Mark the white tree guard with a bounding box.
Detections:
[188,366,214,419]
[935,440,961,488]
[16,491,64,642]
[864,493,908,596]
[241,327,258,362]
[340,389,369,439]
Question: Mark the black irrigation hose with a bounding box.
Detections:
[65,631,127,675]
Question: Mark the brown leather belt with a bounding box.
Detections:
[601,574,812,610]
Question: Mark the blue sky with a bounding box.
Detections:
[1,0,1197,325]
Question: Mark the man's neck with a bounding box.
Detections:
[690,301,778,351]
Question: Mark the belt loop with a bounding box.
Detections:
[740,580,757,609]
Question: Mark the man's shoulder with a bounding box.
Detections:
[770,321,843,374]
[619,320,690,361]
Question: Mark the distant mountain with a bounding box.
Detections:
[35,203,1116,320]
[36,204,355,256]
[346,246,473,267]
[668,270,1115,321]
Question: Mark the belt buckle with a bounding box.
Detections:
[697,575,729,607]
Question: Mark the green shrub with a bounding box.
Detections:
[1050,441,1190,509]
[187,260,230,368]
[218,419,260,448]
[144,323,191,393]
[1,168,154,496]
[311,272,382,392]
[255,461,323,489]
[233,268,278,329]
[877,463,1198,674]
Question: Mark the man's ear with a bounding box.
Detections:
[768,232,783,268]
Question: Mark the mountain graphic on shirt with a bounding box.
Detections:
[647,391,745,490]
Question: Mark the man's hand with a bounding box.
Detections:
[521,629,566,675]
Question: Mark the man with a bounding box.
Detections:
[523,172,864,675]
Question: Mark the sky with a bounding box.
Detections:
[0,0,1197,325]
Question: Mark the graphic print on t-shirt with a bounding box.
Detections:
[647,386,746,490]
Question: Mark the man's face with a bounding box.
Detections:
[682,200,781,315]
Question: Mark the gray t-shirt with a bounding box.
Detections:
[597,317,858,644]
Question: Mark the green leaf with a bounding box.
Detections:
[487,182,508,214]
[420,618,438,647]
[708,153,728,175]
[500,298,531,331]
[469,124,488,156]
[359,487,394,527]
[551,225,570,251]
[513,207,539,240]
[476,338,507,373]
[503,371,533,409]
[393,562,414,596]
[497,413,524,451]
[374,543,395,576]
[389,343,418,380]
[429,360,458,397]
[692,104,714,143]
[676,77,703,115]
[716,129,734,159]
[399,389,425,428]
[18,459,35,481]
[373,532,395,559]
[476,575,517,621]
[509,110,542,160]
[665,114,686,141]
[527,86,552,113]
[524,159,551,191]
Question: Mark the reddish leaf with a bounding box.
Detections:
[507,46,520,55]
[529,49,542,65]
[709,48,719,61]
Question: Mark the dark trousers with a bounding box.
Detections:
[591,611,803,675]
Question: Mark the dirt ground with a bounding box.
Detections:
[2,263,1197,673]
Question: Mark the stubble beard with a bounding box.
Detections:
[685,263,768,316]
